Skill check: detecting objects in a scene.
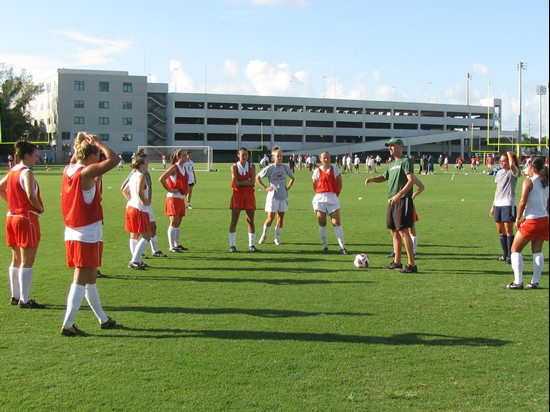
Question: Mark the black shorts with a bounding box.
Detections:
[493,206,516,223]
[386,197,414,231]
[189,183,195,187]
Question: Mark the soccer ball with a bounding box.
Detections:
[354,253,369,268]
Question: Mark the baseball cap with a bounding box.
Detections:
[385,137,404,147]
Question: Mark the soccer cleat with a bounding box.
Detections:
[19,299,45,309]
[339,248,348,255]
[384,262,403,270]
[398,264,418,274]
[321,247,329,254]
[186,204,192,209]
[61,324,86,337]
[128,262,146,270]
[506,282,524,290]
[229,246,237,253]
[526,283,540,289]
[10,297,19,306]
[96,270,103,278]
[248,245,259,252]
[141,253,149,259]
[386,251,395,258]
[152,250,167,257]
[258,235,266,245]
[176,245,188,251]
[139,262,150,269]
[497,256,507,262]
[274,238,281,246]
[100,317,117,329]
[169,247,182,253]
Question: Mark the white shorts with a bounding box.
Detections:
[147,206,155,222]
[312,193,340,215]
[265,193,288,213]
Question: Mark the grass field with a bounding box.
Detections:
[0,162,548,411]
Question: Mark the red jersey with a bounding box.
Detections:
[61,165,103,228]
[231,162,254,193]
[6,166,43,215]
[165,163,189,196]
[315,166,340,195]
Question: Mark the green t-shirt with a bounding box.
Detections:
[384,157,414,198]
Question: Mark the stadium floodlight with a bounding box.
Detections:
[517,62,527,143]
[137,145,213,172]
[536,85,547,145]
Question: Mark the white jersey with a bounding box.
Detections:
[126,171,149,212]
[524,175,549,219]
[184,160,195,184]
[258,163,294,201]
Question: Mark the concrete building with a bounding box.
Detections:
[34,69,503,162]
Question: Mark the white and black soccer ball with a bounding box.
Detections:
[354,253,370,268]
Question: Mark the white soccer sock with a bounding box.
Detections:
[62,283,86,329]
[229,232,236,247]
[248,232,256,246]
[19,267,33,304]
[175,227,181,245]
[85,284,108,323]
[510,252,523,285]
[275,227,282,239]
[333,225,345,249]
[262,224,271,238]
[532,253,544,285]
[8,266,20,300]
[411,235,418,254]
[150,235,159,253]
[319,226,328,248]
[168,226,177,248]
[129,238,138,255]
[131,238,149,263]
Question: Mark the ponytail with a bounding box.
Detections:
[531,157,548,188]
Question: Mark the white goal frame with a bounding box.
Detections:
[137,145,213,172]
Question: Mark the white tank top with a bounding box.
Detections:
[126,171,149,212]
[524,175,549,219]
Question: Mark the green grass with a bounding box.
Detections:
[0,163,548,411]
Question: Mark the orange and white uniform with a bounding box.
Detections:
[312,165,341,214]
[519,175,549,241]
[164,163,188,217]
[61,163,104,268]
[124,171,151,234]
[229,161,255,210]
[5,164,43,248]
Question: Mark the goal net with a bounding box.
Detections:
[137,146,213,172]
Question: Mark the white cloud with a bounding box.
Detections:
[245,60,294,95]
[169,60,195,92]
[374,84,393,100]
[371,71,382,82]
[443,84,464,104]
[472,63,489,75]
[223,59,239,77]
[0,53,63,83]
[294,70,308,84]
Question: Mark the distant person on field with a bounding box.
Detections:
[0,140,45,308]
[256,146,295,246]
[312,151,346,254]
[507,157,549,289]
[161,153,167,170]
[117,154,124,171]
[7,154,14,170]
[260,153,269,169]
[489,151,520,264]
[60,132,118,336]
[184,151,197,209]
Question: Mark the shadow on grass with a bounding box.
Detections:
[99,328,511,346]
[103,306,373,317]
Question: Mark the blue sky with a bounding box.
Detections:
[1,0,548,133]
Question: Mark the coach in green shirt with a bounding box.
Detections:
[365,137,417,273]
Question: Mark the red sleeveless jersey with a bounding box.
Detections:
[231,162,254,193]
[165,163,189,195]
[315,166,340,195]
[61,165,103,228]
[6,167,43,215]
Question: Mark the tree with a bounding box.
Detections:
[0,64,43,142]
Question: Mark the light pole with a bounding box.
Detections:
[517,61,527,143]
[466,73,472,106]
[323,76,327,99]
[536,85,547,145]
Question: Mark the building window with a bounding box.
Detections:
[74,80,85,91]
[123,117,133,125]
[99,101,109,109]
[123,101,133,110]
[123,82,133,92]
[99,81,109,92]
[122,133,133,141]
[74,116,85,124]
[62,132,71,140]
[99,117,109,125]
[99,133,109,141]
[74,100,84,108]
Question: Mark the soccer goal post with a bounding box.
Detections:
[137,146,213,172]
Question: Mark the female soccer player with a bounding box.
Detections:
[229,147,257,252]
[256,146,295,246]
[60,132,119,336]
[122,154,152,269]
[312,151,346,254]
[159,149,189,253]
[507,157,549,289]
[0,140,45,308]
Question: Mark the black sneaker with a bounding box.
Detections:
[339,248,348,255]
[506,282,524,290]
[229,246,237,253]
[10,297,18,306]
[61,324,86,337]
[526,283,539,289]
[386,252,395,258]
[169,247,182,253]
[384,262,403,270]
[152,250,167,257]
[100,317,117,329]
[19,299,45,309]
[141,253,149,259]
[322,247,329,254]
[248,245,259,252]
[96,270,103,278]
[128,262,146,270]
[497,256,507,262]
[176,245,189,251]
[398,264,418,274]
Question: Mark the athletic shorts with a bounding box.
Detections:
[6,212,40,248]
[412,206,419,223]
[125,206,151,234]
[165,197,186,217]
[189,183,195,187]
[65,240,103,268]
[230,191,256,210]
[312,193,340,215]
[265,194,288,213]
[518,217,549,241]
[386,197,414,231]
[494,206,516,223]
